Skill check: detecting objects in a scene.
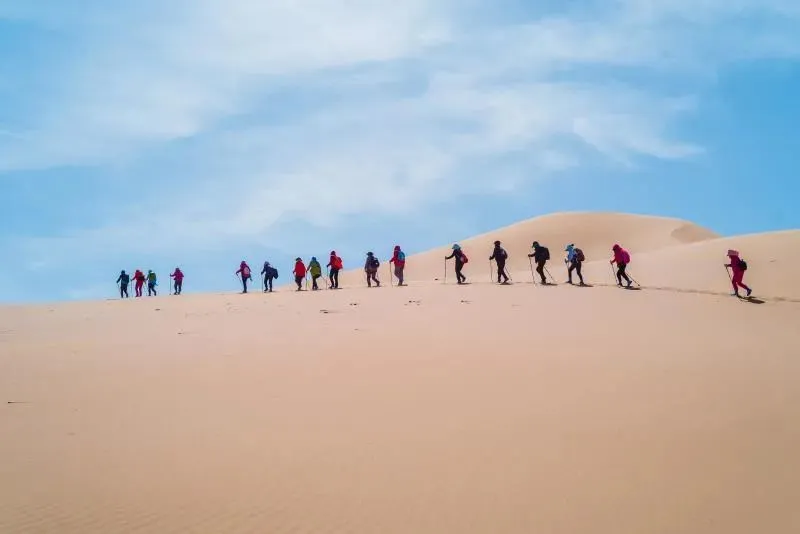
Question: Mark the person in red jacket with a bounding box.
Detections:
[725,249,752,297]
[610,244,632,287]
[170,267,184,295]
[133,269,146,297]
[327,251,343,289]
[293,257,307,291]
[235,261,252,293]
[389,245,406,286]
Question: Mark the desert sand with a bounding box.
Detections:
[1,212,799,534]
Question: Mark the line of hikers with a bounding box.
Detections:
[445,241,752,296]
[115,243,753,299]
[234,247,408,293]
[115,268,184,298]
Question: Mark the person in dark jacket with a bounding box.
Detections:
[527,241,550,284]
[364,252,381,287]
[261,261,277,292]
[444,244,468,284]
[116,270,130,298]
[489,240,509,284]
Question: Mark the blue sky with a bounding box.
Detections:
[1,0,798,303]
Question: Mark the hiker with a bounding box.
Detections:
[389,245,406,286]
[610,244,632,287]
[527,241,550,284]
[327,251,343,289]
[170,267,184,295]
[146,270,158,296]
[564,244,585,285]
[365,252,381,287]
[444,244,468,284]
[293,258,307,291]
[133,269,146,297]
[116,270,130,298]
[235,261,252,293]
[725,249,752,297]
[261,261,277,293]
[308,257,322,290]
[489,240,509,284]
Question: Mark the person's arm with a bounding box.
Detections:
[445,252,454,259]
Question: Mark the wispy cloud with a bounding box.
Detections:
[1,0,798,300]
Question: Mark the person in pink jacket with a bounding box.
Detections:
[610,244,632,288]
[725,249,752,297]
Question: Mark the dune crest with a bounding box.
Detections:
[341,212,719,285]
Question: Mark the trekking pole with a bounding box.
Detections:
[305,274,309,291]
[609,263,617,285]
[544,266,556,284]
[627,271,641,287]
[443,259,447,284]
[528,257,536,285]
[489,260,493,283]
[504,266,513,282]
[389,264,393,287]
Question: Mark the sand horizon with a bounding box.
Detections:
[2,211,799,533]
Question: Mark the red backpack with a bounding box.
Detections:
[461,250,469,264]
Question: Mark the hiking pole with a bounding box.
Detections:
[489,260,493,283]
[544,266,556,284]
[504,267,513,282]
[528,257,536,285]
[388,264,393,287]
[627,271,641,287]
[609,263,617,285]
[443,259,447,284]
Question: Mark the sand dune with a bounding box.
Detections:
[2,212,799,534]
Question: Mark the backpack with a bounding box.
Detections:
[271,267,279,279]
[398,251,406,262]
[575,248,585,262]
[370,256,380,269]
[242,265,251,277]
[461,251,469,264]
[738,259,747,271]
[621,251,630,264]
[540,247,550,261]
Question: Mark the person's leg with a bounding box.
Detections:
[619,264,631,286]
[732,272,750,295]
[120,285,124,298]
[567,263,574,284]
[243,277,248,293]
[177,281,182,294]
[537,261,546,284]
[334,269,340,288]
[398,266,404,285]
[576,262,584,285]
[456,264,464,283]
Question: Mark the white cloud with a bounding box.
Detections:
[1,0,799,269]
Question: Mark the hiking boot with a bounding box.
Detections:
[746,288,752,297]
[627,281,633,288]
